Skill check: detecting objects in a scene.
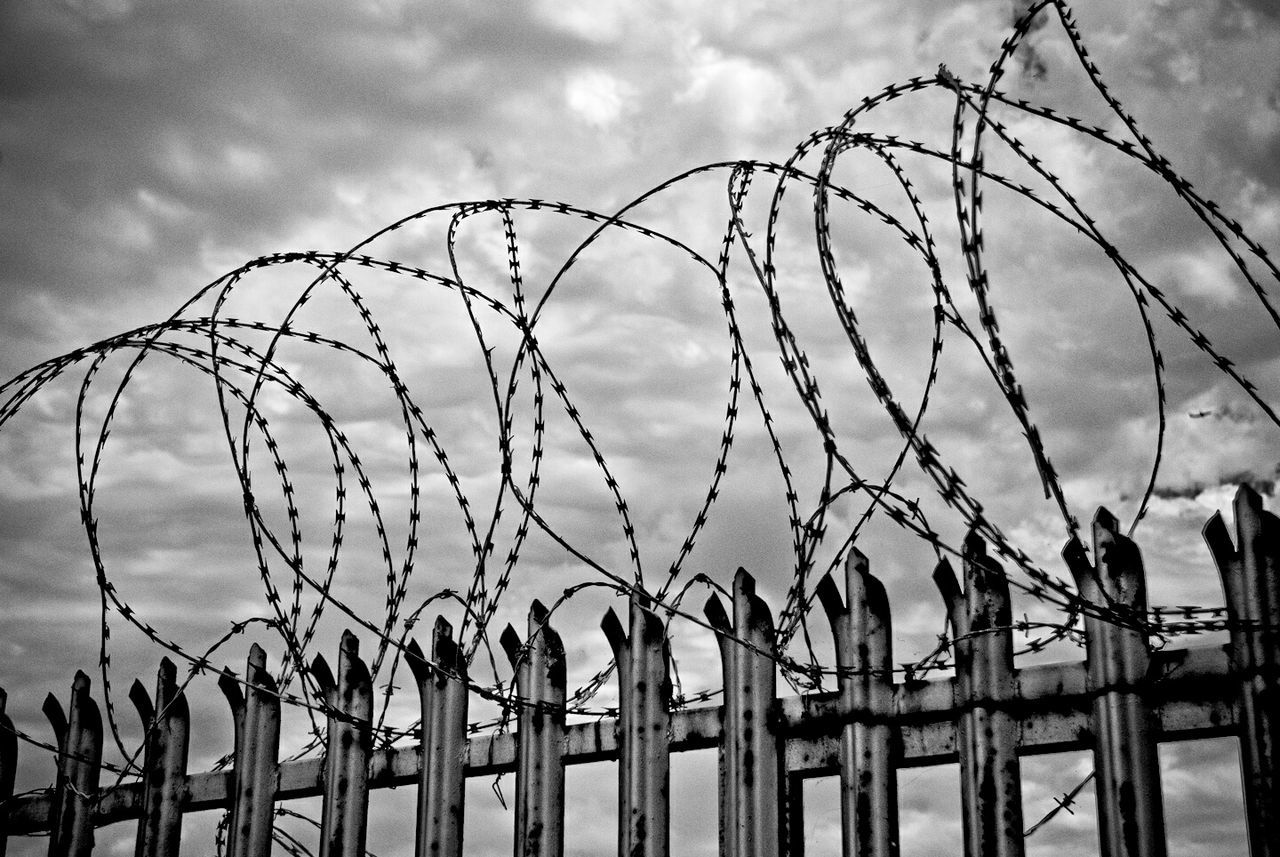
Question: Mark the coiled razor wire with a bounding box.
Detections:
[2,1,1277,845]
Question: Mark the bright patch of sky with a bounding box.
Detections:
[565,68,636,128]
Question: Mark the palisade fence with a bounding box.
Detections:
[2,486,1277,857]
[5,2,1280,854]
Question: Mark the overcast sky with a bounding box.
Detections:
[2,1,1279,855]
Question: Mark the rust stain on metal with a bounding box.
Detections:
[935,532,1023,857]
[407,616,469,857]
[1205,485,1280,857]
[818,547,899,857]
[218,644,281,857]
[46,670,102,857]
[502,601,566,857]
[313,631,373,857]
[604,593,672,857]
[705,568,780,857]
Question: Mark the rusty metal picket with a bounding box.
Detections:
[129,659,188,857]
[3,486,1280,857]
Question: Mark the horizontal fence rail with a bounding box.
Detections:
[3,488,1278,856]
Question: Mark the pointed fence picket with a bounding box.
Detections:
[1065,511,1166,857]
[934,534,1023,857]
[602,594,670,857]
[129,658,189,857]
[816,547,896,857]
[406,617,468,857]
[2,486,1279,857]
[501,600,566,857]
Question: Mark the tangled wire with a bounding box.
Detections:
[3,1,1277,846]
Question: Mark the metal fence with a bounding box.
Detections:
[3,485,1277,857]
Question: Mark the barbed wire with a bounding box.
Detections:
[1,0,1276,845]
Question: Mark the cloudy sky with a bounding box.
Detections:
[2,1,1279,855]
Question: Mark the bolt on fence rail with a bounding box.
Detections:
[2,486,1278,857]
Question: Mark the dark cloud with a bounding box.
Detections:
[0,0,601,352]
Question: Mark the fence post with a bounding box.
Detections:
[406,617,469,857]
[603,593,671,857]
[1204,485,1280,857]
[0,688,17,857]
[218,644,281,857]
[129,658,190,857]
[312,631,373,857]
[705,568,781,857]
[1063,508,1166,857]
[816,548,899,857]
[934,533,1023,857]
[501,601,566,857]
[44,670,103,857]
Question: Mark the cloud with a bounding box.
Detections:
[676,44,793,138]
[565,69,637,129]
[0,0,603,353]
[0,2,1277,854]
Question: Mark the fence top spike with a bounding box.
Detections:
[1093,506,1121,557]
[452,642,470,679]
[404,637,432,686]
[522,607,567,685]
[499,624,522,669]
[601,607,626,657]
[1061,533,1089,568]
[964,542,1011,626]
[43,693,67,746]
[72,681,102,733]
[340,629,359,657]
[1203,511,1236,566]
[250,663,280,694]
[129,679,153,726]
[733,567,775,641]
[933,557,963,629]
[431,619,463,674]
[72,670,91,694]
[1062,533,1100,599]
[630,586,654,612]
[963,529,987,559]
[337,643,372,698]
[848,545,869,573]
[1093,508,1149,608]
[964,530,1010,601]
[405,636,424,663]
[1202,509,1244,621]
[815,571,845,625]
[1236,482,1263,512]
[1234,482,1275,550]
[217,669,244,712]
[703,592,731,634]
[310,654,336,696]
[733,567,756,598]
[247,643,267,671]
[159,665,189,717]
[854,561,892,629]
[636,599,667,645]
[1093,505,1119,535]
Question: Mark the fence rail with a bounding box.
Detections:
[3,486,1277,857]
